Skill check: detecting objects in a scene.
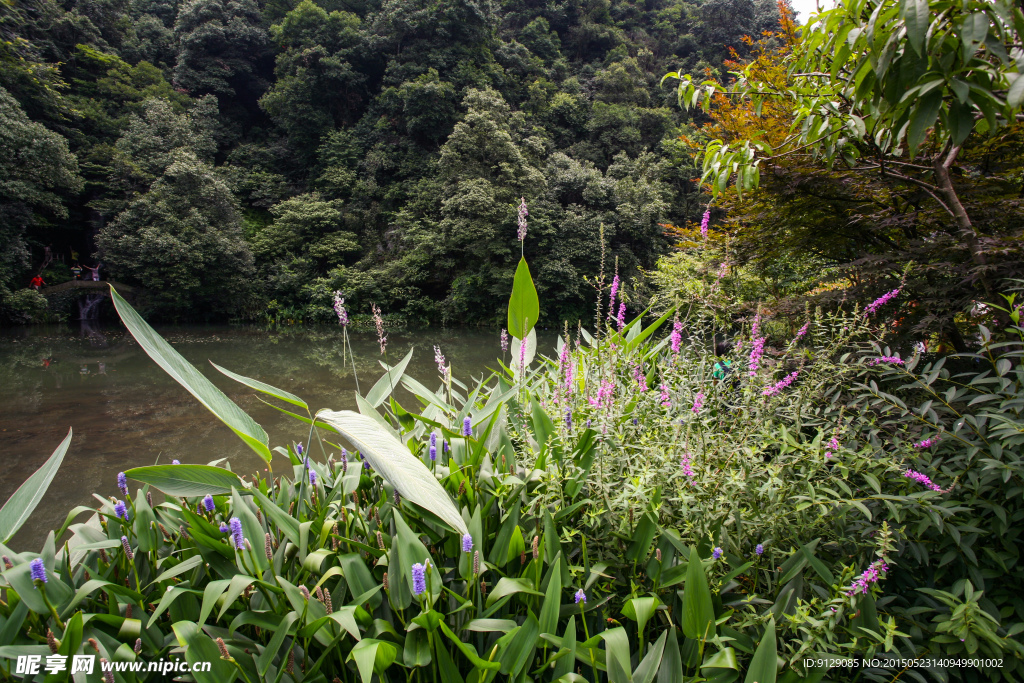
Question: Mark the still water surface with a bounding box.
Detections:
[0,322,529,551]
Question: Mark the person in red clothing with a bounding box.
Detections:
[30,274,45,290]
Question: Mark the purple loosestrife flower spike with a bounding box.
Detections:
[609,274,620,309]
[914,436,941,449]
[220,523,230,533]
[712,547,723,560]
[121,536,134,561]
[172,459,180,465]
[372,304,387,354]
[411,563,427,596]
[797,322,809,338]
[114,500,129,521]
[755,543,764,556]
[670,319,683,354]
[462,534,474,553]
[905,469,944,491]
[869,356,904,366]
[333,292,349,326]
[574,588,586,604]
[616,302,626,332]
[763,371,799,396]
[434,346,448,381]
[117,472,128,497]
[30,558,46,584]
[500,329,509,353]
[680,452,695,480]
[700,209,710,239]
[864,288,900,316]
[230,517,245,550]
[660,384,671,408]
[462,417,472,437]
[517,197,529,241]
[692,391,704,413]
[202,495,215,513]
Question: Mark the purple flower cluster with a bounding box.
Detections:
[755,543,764,556]
[670,320,683,354]
[117,472,128,497]
[914,436,941,449]
[30,558,47,584]
[796,322,809,338]
[574,588,587,604]
[462,534,474,553]
[500,329,509,353]
[680,452,695,480]
[712,547,723,560]
[114,500,129,521]
[700,210,710,239]
[411,563,427,596]
[825,434,840,459]
[868,356,904,366]
[309,470,317,486]
[692,391,704,413]
[333,292,348,326]
[371,304,386,354]
[864,288,900,316]
[845,559,889,596]
[517,198,529,241]
[560,343,573,394]
[462,417,473,437]
[609,274,620,310]
[616,302,626,332]
[230,517,245,550]
[904,469,944,492]
[434,346,449,381]
[588,380,615,408]
[633,363,647,392]
[763,371,799,396]
[429,432,437,462]
[748,318,765,377]
[659,384,671,408]
[202,495,215,513]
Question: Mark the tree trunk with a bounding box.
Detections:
[932,144,993,299]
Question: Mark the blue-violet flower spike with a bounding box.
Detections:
[712,547,723,560]
[30,558,46,584]
[755,543,764,556]
[462,417,472,437]
[230,517,245,550]
[114,500,129,521]
[411,563,426,596]
[462,533,473,553]
[117,472,128,497]
[574,588,586,604]
[202,495,215,512]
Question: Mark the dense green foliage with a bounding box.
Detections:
[0,0,791,323]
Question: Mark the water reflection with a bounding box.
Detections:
[0,323,544,551]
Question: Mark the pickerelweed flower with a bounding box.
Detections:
[517,197,529,241]
[230,517,245,550]
[371,304,387,353]
[588,379,615,408]
[869,356,904,366]
[121,536,133,561]
[341,448,348,474]
[30,558,46,584]
[500,329,509,353]
[845,559,889,596]
[219,523,230,533]
[462,534,474,553]
[712,547,723,560]
[905,469,944,492]
[429,444,437,461]
[363,459,371,470]
[462,417,472,437]
[763,371,799,396]
[692,391,704,413]
[430,431,437,448]
[680,452,695,480]
[202,495,215,513]
[333,292,348,326]
[616,302,626,332]
[296,442,303,456]
[309,470,317,486]
[117,472,128,497]
[914,436,941,449]
[114,500,129,521]
[609,274,620,309]
[411,563,427,596]
[755,543,764,556]
[660,384,671,408]
[700,209,710,239]
[670,319,683,354]
[443,439,450,453]
[864,288,900,316]
[172,460,180,465]
[574,588,586,604]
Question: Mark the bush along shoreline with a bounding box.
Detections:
[1,261,1023,682]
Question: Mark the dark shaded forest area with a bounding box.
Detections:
[0,0,787,323]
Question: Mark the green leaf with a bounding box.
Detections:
[258,612,299,676]
[743,618,777,683]
[349,639,398,683]
[125,464,243,497]
[622,597,661,637]
[111,287,271,462]
[180,625,239,683]
[902,0,929,54]
[508,256,540,338]
[316,410,468,535]
[210,361,308,410]
[658,628,683,683]
[682,547,716,641]
[539,555,563,636]
[906,91,943,157]
[1008,73,1024,109]
[486,577,543,607]
[0,428,71,543]
[366,347,415,408]
[633,631,668,683]
[251,488,301,547]
[149,555,203,587]
[702,647,739,670]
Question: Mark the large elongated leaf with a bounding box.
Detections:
[210,362,308,410]
[0,428,71,542]
[110,287,271,462]
[743,618,777,683]
[367,347,414,407]
[682,547,716,641]
[125,465,243,497]
[508,256,540,339]
[316,410,468,535]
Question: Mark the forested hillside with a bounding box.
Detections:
[0,0,788,323]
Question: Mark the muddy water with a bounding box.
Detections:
[0,322,531,550]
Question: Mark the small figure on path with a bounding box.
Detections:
[30,274,45,290]
[84,264,101,281]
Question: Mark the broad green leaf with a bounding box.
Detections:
[906,91,943,157]
[464,619,518,633]
[633,631,668,683]
[125,464,243,497]
[682,547,716,641]
[658,629,683,683]
[148,555,203,587]
[486,577,543,608]
[1008,73,1024,109]
[366,347,415,408]
[258,611,299,676]
[316,410,468,535]
[497,613,540,678]
[743,618,777,683]
[111,287,271,461]
[539,555,563,635]
[508,256,540,338]
[210,361,308,409]
[552,616,577,680]
[622,596,661,637]
[349,639,398,683]
[182,624,238,683]
[0,428,71,542]
[902,0,928,54]
[602,627,633,683]
[702,647,739,669]
[251,488,302,547]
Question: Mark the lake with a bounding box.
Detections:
[0,321,532,551]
